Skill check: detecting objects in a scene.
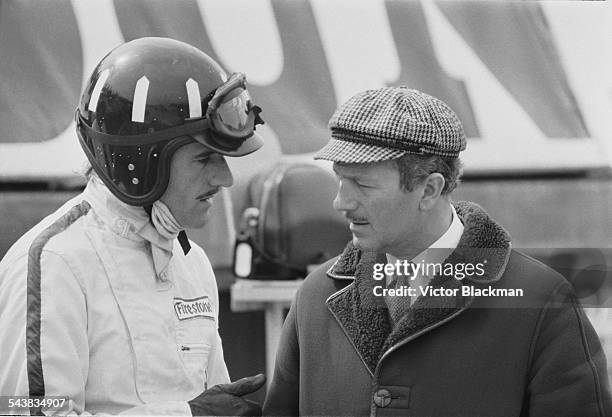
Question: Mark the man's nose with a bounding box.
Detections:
[209,155,234,188]
[333,181,357,212]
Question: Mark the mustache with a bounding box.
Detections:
[346,214,368,223]
[196,188,220,200]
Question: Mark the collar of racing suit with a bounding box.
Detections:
[83,176,179,281]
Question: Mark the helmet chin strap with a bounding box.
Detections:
[144,203,191,255]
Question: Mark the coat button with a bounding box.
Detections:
[373,388,392,408]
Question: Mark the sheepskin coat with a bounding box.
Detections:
[263,201,612,417]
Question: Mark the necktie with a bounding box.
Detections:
[385,271,412,326]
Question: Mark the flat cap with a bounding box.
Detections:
[315,86,466,163]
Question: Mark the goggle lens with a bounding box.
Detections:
[215,88,253,135]
[205,72,262,141]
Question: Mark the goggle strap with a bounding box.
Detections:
[206,132,249,152]
[76,111,211,145]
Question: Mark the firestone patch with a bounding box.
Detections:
[173,296,214,321]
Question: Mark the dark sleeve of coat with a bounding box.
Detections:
[527,281,612,417]
[263,293,300,417]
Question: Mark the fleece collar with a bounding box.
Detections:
[325,201,512,374]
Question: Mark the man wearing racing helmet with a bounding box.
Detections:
[0,38,265,415]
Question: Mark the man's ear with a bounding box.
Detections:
[419,173,445,210]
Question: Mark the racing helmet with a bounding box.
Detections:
[76,37,264,206]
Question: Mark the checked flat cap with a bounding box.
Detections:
[315,87,466,163]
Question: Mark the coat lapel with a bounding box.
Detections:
[326,201,512,374]
[327,248,391,374]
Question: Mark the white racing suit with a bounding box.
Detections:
[0,179,230,415]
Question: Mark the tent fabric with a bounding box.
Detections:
[437,0,589,137]
[0,0,82,144]
[0,0,607,178]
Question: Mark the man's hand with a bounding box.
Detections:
[188,374,266,416]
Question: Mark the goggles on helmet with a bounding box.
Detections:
[76,72,263,156]
[208,73,262,139]
[191,72,264,154]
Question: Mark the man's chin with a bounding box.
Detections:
[352,236,378,251]
[183,213,211,230]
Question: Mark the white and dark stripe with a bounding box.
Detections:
[26,201,91,415]
[88,69,110,113]
[186,78,202,118]
[131,76,150,123]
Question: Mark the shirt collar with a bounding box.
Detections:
[386,204,465,273]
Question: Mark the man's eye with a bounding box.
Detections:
[195,155,211,163]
